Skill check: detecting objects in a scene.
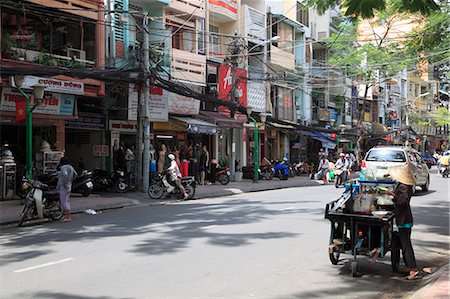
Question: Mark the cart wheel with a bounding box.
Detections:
[329,246,341,265]
[351,261,359,277]
[391,232,400,272]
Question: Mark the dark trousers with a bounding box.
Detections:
[398,228,417,269]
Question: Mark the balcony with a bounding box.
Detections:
[168,0,204,18]
[1,7,97,69]
[209,0,238,23]
[241,5,266,41]
[26,0,101,19]
[171,48,206,83]
[269,45,295,71]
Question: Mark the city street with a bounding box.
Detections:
[0,170,448,299]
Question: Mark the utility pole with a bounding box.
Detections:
[142,12,151,192]
[229,32,241,181]
[136,82,143,190]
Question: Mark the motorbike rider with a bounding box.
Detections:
[439,151,449,176]
[167,154,189,199]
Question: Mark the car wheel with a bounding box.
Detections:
[421,176,430,192]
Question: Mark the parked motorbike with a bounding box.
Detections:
[273,160,289,180]
[17,170,93,198]
[293,161,312,176]
[18,179,63,227]
[92,169,128,193]
[148,171,196,200]
[209,164,231,185]
[440,165,449,178]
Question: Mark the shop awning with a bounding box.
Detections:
[199,111,245,128]
[303,131,336,149]
[268,122,295,130]
[172,117,217,135]
[271,14,306,32]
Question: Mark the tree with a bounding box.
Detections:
[306,0,440,18]
[431,107,450,127]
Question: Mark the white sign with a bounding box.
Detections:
[12,76,84,95]
[168,92,200,115]
[128,84,168,122]
[1,88,75,116]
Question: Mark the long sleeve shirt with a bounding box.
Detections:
[393,183,414,227]
[318,159,330,170]
[168,160,182,180]
[57,164,78,189]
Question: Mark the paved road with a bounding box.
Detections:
[0,170,448,298]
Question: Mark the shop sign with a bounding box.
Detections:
[128,84,169,122]
[11,76,84,95]
[153,119,187,132]
[168,92,200,115]
[92,145,109,157]
[318,108,330,121]
[329,108,338,122]
[65,113,106,130]
[109,120,138,132]
[1,88,74,116]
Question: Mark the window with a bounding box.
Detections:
[296,2,309,26]
[166,20,195,52]
[209,24,220,54]
[197,19,205,54]
[271,17,294,53]
[366,150,406,162]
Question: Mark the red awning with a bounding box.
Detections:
[199,111,244,128]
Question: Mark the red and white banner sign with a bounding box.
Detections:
[218,64,247,119]
[209,0,238,14]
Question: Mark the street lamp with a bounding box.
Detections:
[14,75,45,178]
[248,36,280,52]
[246,106,267,183]
[405,92,430,146]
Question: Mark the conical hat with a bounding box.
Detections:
[388,164,416,186]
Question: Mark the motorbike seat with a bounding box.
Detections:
[44,189,60,197]
[181,176,194,181]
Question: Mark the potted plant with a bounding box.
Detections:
[1,33,17,59]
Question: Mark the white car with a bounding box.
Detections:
[361,146,430,192]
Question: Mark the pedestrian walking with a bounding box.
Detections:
[384,164,421,280]
[198,145,210,185]
[125,144,136,174]
[317,156,330,184]
[113,140,126,171]
[57,157,77,222]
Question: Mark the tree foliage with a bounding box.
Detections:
[306,0,440,18]
[431,107,450,126]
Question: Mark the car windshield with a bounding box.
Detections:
[366,149,406,162]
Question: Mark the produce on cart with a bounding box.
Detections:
[325,179,401,277]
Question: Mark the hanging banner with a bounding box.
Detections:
[168,92,200,115]
[1,88,75,116]
[218,64,247,119]
[128,84,169,122]
[11,75,84,95]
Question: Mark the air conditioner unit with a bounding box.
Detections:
[66,48,86,60]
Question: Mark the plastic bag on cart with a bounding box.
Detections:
[353,195,377,213]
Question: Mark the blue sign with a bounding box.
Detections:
[66,113,107,130]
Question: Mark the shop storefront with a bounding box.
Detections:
[0,75,87,176]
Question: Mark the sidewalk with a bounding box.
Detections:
[409,264,449,299]
[0,175,322,225]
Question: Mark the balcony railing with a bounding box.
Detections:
[168,0,204,17]
[209,0,238,23]
[171,48,206,83]
[7,48,95,69]
[269,45,295,70]
[26,0,100,19]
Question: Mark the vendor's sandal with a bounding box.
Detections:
[422,267,436,274]
[405,272,422,280]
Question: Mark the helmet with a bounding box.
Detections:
[1,149,13,158]
[283,157,288,161]
[445,151,450,156]
[168,154,175,160]
[339,153,345,157]
[345,154,350,158]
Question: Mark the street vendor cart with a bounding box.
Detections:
[324,180,401,277]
